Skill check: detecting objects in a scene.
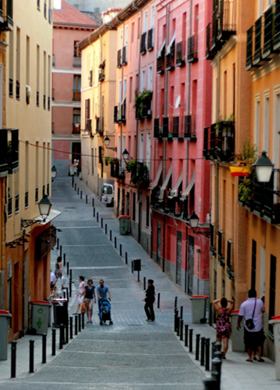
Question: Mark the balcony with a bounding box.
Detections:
[0,0,13,31]
[15,194,19,212]
[147,28,154,51]
[52,88,54,101]
[35,187,38,202]
[157,42,165,74]
[204,121,235,162]
[0,129,18,175]
[217,230,225,266]
[25,191,29,208]
[97,117,104,135]
[121,99,126,123]
[73,90,81,101]
[72,123,80,134]
[207,0,236,59]
[48,97,50,110]
[187,34,198,63]
[114,105,118,123]
[184,115,196,141]
[8,196,12,216]
[140,32,147,54]
[122,46,127,65]
[176,41,185,67]
[16,80,20,100]
[117,49,122,68]
[85,119,92,132]
[110,160,125,180]
[166,37,175,71]
[154,118,160,139]
[263,5,274,58]
[52,122,54,134]
[135,91,152,120]
[9,78,13,97]
[73,56,81,67]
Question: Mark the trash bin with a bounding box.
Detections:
[190,295,208,324]
[118,215,130,235]
[269,316,280,380]
[231,309,245,352]
[0,310,12,360]
[53,298,68,328]
[30,300,52,335]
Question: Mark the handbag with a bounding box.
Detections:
[81,302,86,313]
[245,298,257,330]
[77,296,84,305]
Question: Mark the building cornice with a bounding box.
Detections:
[52,68,81,74]
[52,102,81,108]
[251,54,280,82]
[53,22,97,30]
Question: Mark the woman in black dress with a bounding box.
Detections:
[143,279,155,322]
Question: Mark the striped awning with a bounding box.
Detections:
[157,40,166,58]
[168,171,183,199]
[180,170,195,201]
[159,163,172,201]
[149,161,163,190]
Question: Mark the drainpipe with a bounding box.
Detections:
[215,56,221,233]
[99,34,104,181]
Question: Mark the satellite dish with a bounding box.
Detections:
[175,95,181,109]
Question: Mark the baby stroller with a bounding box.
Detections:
[99,299,113,325]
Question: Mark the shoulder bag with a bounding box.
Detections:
[245,298,257,330]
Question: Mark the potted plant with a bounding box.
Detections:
[134,89,153,120]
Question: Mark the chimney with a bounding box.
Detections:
[53,0,62,10]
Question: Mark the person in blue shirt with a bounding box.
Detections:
[96,279,111,311]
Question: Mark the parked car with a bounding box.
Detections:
[101,183,114,207]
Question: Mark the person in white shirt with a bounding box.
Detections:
[237,289,265,362]
[50,270,57,297]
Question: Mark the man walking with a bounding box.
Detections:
[237,289,265,362]
[96,279,111,310]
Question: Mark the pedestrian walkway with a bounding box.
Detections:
[0,176,277,390]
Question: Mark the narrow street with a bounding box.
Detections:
[1,176,204,390]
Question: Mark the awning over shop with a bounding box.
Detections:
[157,40,166,58]
[168,171,183,199]
[36,209,62,225]
[159,162,172,201]
[166,30,176,55]
[149,161,163,190]
[180,170,195,201]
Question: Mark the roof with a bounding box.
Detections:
[53,0,99,28]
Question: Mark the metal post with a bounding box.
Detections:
[42,333,47,363]
[114,237,117,248]
[174,296,178,309]
[120,244,122,256]
[211,357,222,390]
[211,341,216,359]
[110,230,112,241]
[131,260,134,273]
[75,315,78,335]
[174,309,178,332]
[56,237,59,250]
[184,324,188,347]
[97,212,99,222]
[70,317,73,339]
[67,262,69,275]
[78,314,81,332]
[59,324,63,349]
[203,377,218,390]
[180,306,183,319]
[180,319,183,341]
[205,338,210,371]
[93,207,95,217]
[200,337,205,366]
[189,329,193,353]
[177,316,180,336]
[65,320,69,344]
[52,328,56,356]
[143,277,146,290]
[101,218,103,228]
[11,341,17,378]
[92,198,94,207]
[125,252,128,264]
[72,175,74,187]
[86,195,88,203]
[74,183,77,190]
[77,187,79,195]
[157,293,160,309]
[69,269,72,298]
[60,245,62,257]
[82,312,85,329]
[195,334,200,360]
[80,190,82,199]
[105,224,107,234]
[63,291,66,299]
[29,340,35,373]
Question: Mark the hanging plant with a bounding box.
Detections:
[134,89,153,120]
[237,140,258,205]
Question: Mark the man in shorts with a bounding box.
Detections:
[96,279,111,310]
[237,289,265,362]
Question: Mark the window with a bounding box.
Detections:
[131,22,134,43]
[26,36,30,87]
[143,10,148,32]
[25,142,29,207]
[9,31,14,97]
[16,28,20,100]
[146,195,150,226]
[48,55,50,110]
[148,65,153,90]
[43,51,46,108]
[139,134,144,162]
[251,240,256,290]
[74,40,80,57]
[269,255,276,333]
[124,79,127,99]
[224,71,227,118]
[35,141,39,201]
[151,5,155,28]
[263,95,269,152]
[118,80,122,103]
[141,69,145,92]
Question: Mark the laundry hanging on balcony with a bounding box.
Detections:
[229,163,250,177]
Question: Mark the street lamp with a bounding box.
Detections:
[104,136,117,152]
[253,150,274,183]
[51,165,57,182]
[188,211,210,238]
[21,194,52,228]
[122,148,129,161]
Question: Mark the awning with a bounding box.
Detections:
[168,171,183,199]
[157,40,166,58]
[36,209,62,225]
[180,170,195,201]
[159,162,172,201]
[149,161,163,190]
[166,30,176,55]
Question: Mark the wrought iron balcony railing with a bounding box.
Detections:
[204,121,235,162]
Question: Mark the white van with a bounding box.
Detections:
[101,183,114,207]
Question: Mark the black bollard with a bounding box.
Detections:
[101,218,103,228]
[180,319,184,341]
[59,324,63,349]
[143,277,146,290]
[52,328,56,356]
[114,237,117,248]
[177,316,180,336]
[174,296,178,309]
[92,198,94,207]
[75,315,78,335]
[63,253,66,266]
[72,175,74,187]
[215,342,222,352]
[211,357,222,390]
[93,207,95,217]
[189,329,193,353]
[157,293,160,309]
[205,338,210,371]
[70,317,73,339]
[86,195,88,203]
[125,252,128,264]
[74,183,77,190]
[184,324,188,347]
[78,314,81,332]
[82,312,85,329]
[97,212,99,222]
[56,237,59,250]
[67,262,69,275]
[80,190,82,199]
[195,334,200,360]
[63,291,66,299]
[214,351,223,360]
[174,309,178,332]
[120,244,122,256]
[211,341,216,359]
[180,305,183,319]
[77,187,79,195]
[131,260,134,273]
[200,337,205,366]
[60,245,62,257]
[65,320,69,344]
[42,333,47,363]
[11,341,17,378]
[29,340,35,373]
[105,224,107,234]
[203,377,218,390]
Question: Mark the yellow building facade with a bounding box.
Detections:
[2,0,54,340]
[79,24,117,198]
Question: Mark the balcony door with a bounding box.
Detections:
[176,231,182,285]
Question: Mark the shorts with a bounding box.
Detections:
[84,298,93,304]
[244,328,264,350]
[50,282,55,289]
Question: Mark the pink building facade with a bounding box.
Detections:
[52,0,98,175]
[151,0,212,295]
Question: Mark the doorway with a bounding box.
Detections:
[176,231,182,285]
[188,235,194,295]
[157,222,161,264]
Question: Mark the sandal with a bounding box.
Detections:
[258,358,265,362]
[246,359,253,362]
